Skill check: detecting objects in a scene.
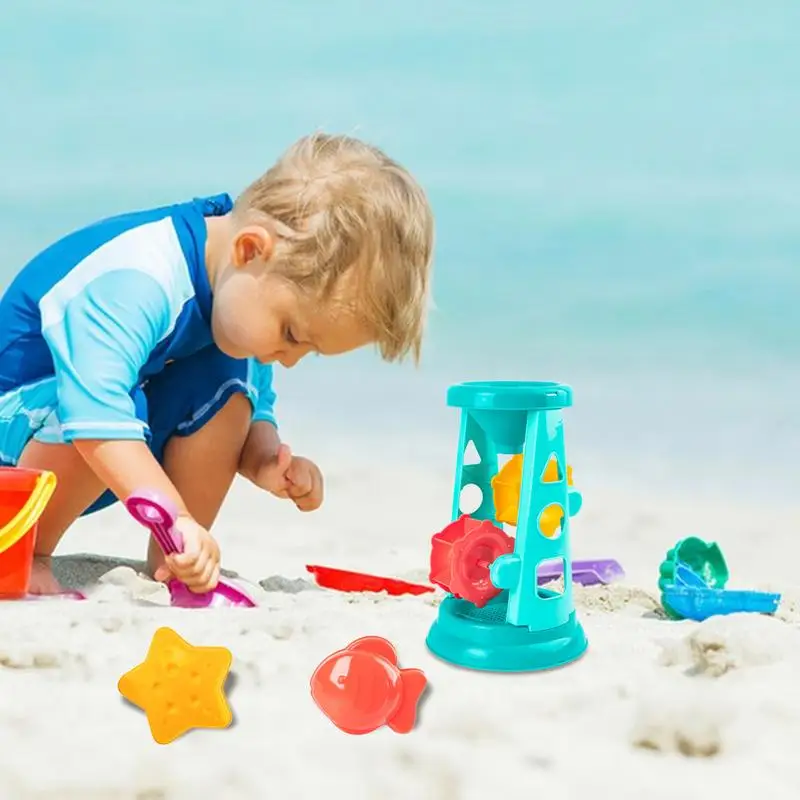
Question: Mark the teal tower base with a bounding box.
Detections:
[426,381,588,673]
[426,591,587,673]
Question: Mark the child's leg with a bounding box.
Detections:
[17,439,104,593]
[17,440,106,557]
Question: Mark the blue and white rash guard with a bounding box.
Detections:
[0,193,276,466]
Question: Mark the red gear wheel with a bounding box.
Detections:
[429,515,514,607]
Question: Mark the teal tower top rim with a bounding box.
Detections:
[447,381,573,411]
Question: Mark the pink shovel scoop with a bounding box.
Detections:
[124,489,256,608]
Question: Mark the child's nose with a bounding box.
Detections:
[279,344,313,368]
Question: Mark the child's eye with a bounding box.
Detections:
[284,327,298,345]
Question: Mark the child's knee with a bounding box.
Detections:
[166,389,251,458]
[218,390,254,437]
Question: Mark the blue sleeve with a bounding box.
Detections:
[39,269,174,442]
[248,359,277,427]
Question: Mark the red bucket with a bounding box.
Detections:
[0,468,57,599]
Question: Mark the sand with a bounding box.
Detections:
[1,442,799,800]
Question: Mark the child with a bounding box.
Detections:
[0,133,434,595]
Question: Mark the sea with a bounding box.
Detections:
[1,0,798,503]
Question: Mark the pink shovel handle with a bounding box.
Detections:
[124,490,184,555]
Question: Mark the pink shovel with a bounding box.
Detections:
[125,489,256,608]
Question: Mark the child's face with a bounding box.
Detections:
[210,227,373,367]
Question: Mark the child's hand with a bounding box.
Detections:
[257,443,324,511]
[161,516,221,593]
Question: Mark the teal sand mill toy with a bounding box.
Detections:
[426,381,587,672]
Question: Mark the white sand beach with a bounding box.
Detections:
[1,431,799,800]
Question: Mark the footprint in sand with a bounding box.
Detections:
[658,613,799,677]
[630,683,729,757]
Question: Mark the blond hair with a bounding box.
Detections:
[234,132,434,363]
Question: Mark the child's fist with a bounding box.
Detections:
[257,443,324,511]
[163,516,221,593]
[285,453,324,511]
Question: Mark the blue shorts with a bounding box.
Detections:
[0,346,258,516]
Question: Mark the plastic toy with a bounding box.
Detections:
[659,537,781,622]
[538,557,625,586]
[426,381,588,672]
[0,467,57,598]
[118,626,233,744]
[430,514,514,607]
[659,536,729,618]
[663,584,781,621]
[305,564,434,596]
[492,453,578,532]
[659,538,728,594]
[490,453,623,585]
[310,636,427,735]
[125,490,257,608]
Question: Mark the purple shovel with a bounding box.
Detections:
[537,558,625,587]
[125,489,256,609]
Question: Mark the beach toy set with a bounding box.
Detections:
[658,536,781,622]
[4,382,783,743]
[3,380,782,749]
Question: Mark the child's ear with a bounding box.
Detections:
[231,226,274,268]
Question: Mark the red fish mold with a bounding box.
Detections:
[310,636,427,735]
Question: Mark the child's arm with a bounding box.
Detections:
[39,257,220,589]
[238,360,281,481]
[76,439,219,589]
[74,440,188,516]
[239,361,324,510]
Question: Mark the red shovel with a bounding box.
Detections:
[306,564,434,597]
